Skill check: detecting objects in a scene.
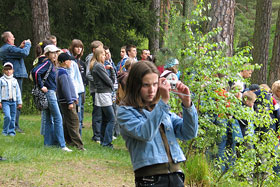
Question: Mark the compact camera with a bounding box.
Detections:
[166,73,178,90]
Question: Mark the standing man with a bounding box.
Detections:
[117,44,137,72]
[0,31,31,133]
[140,49,150,60]
[116,46,127,73]
[104,46,119,137]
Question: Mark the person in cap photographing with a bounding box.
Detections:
[0,62,22,136]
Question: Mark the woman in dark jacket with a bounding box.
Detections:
[89,48,116,148]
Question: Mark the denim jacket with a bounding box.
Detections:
[0,43,31,78]
[0,76,22,104]
[117,100,198,171]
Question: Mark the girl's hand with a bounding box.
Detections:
[105,65,112,70]
[68,104,74,110]
[158,77,171,104]
[17,104,22,110]
[174,81,192,108]
[41,86,48,93]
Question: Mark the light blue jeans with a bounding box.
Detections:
[43,90,66,148]
[2,100,16,135]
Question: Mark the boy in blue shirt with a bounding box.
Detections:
[56,53,84,150]
[0,62,22,136]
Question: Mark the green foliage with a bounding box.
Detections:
[157,0,280,186]
[184,153,212,186]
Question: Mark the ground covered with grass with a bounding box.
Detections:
[0,113,134,186]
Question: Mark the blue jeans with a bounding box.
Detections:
[44,90,66,148]
[15,78,23,129]
[100,105,115,146]
[77,92,84,136]
[91,93,101,141]
[2,101,16,135]
[217,119,243,171]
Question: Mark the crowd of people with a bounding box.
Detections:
[0,31,279,185]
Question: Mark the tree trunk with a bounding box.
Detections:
[31,0,50,47]
[251,0,272,84]
[268,8,280,86]
[149,0,160,54]
[208,0,235,57]
[159,0,170,49]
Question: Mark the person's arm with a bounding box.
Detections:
[7,42,31,58]
[58,72,74,104]
[35,61,51,89]
[117,100,170,142]
[171,104,198,140]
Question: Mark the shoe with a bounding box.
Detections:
[9,133,15,137]
[102,143,114,149]
[61,147,72,152]
[80,148,87,151]
[0,156,7,161]
[113,136,117,140]
[2,133,8,136]
[15,128,24,133]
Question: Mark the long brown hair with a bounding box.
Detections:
[68,39,84,59]
[122,60,160,109]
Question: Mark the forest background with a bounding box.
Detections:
[0,0,279,114]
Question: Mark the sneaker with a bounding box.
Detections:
[113,136,117,140]
[2,133,8,136]
[15,128,24,133]
[102,143,114,149]
[61,147,72,152]
[0,156,7,161]
[9,133,15,137]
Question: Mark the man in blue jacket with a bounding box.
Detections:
[0,31,31,133]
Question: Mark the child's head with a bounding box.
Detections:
[164,58,179,74]
[123,60,160,108]
[272,80,280,98]
[58,53,74,68]
[260,84,271,93]
[3,62,14,76]
[124,58,136,71]
[242,91,257,107]
[94,48,105,64]
[231,83,243,99]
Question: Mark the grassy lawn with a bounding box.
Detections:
[0,112,134,187]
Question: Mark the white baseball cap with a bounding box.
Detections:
[44,45,61,54]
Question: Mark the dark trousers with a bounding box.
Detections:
[15,78,23,129]
[135,172,185,187]
[60,103,84,149]
[91,93,101,141]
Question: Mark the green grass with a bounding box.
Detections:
[0,113,134,186]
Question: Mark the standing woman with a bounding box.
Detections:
[35,45,72,152]
[67,39,85,135]
[89,48,115,148]
[117,61,198,186]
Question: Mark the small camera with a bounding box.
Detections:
[165,73,178,90]
[167,79,178,89]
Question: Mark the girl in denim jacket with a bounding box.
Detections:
[117,60,198,186]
